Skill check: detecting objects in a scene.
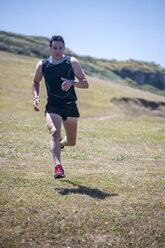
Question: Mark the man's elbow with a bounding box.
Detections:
[84,79,89,88]
[33,81,40,86]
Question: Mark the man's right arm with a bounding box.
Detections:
[32,60,42,111]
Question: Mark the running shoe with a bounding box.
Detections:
[54,164,65,179]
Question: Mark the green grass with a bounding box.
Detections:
[0,51,165,248]
[1,30,165,97]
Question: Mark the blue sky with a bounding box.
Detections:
[1,0,165,67]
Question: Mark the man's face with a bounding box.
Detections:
[49,41,65,61]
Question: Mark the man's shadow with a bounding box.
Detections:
[55,180,118,199]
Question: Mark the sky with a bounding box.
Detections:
[1,0,165,67]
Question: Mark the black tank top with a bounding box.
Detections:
[42,55,77,106]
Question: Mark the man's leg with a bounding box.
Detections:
[45,112,62,165]
[60,117,78,147]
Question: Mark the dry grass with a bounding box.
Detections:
[0,51,165,248]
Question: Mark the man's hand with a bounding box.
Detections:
[33,97,40,111]
[61,77,73,91]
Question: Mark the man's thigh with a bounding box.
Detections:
[45,112,62,135]
[62,117,78,144]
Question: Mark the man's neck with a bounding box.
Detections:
[51,55,65,63]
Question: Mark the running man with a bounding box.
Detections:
[32,35,89,179]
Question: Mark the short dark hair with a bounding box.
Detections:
[49,35,65,47]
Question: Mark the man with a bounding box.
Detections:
[32,35,89,179]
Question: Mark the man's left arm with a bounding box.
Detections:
[61,57,89,91]
[71,57,89,88]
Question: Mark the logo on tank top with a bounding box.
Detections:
[65,56,71,64]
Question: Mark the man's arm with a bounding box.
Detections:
[71,57,89,88]
[61,57,89,92]
[32,60,42,111]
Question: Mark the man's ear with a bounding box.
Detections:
[49,47,51,52]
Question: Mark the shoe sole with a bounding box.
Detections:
[54,172,65,179]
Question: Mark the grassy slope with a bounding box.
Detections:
[1,30,165,97]
[0,51,165,248]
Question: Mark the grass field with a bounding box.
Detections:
[0,51,165,248]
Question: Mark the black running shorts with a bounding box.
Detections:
[45,102,80,120]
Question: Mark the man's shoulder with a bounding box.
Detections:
[35,60,43,72]
[37,60,43,65]
[42,57,51,68]
[70,56,80,66]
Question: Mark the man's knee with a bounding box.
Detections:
[50,128,60,140]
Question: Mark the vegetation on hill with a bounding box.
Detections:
[96,58,165,73]
[0,30,165,94]
[0,30,74,58]
[0,30,50,57]
[79,56,165,90]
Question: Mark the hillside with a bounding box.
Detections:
[0,51,165,248]
[0,50,165,118]
[0,30,165,94]
[0,30,75,58]
[95,58,165,90]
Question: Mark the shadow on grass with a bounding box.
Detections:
[55,180,118,199]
